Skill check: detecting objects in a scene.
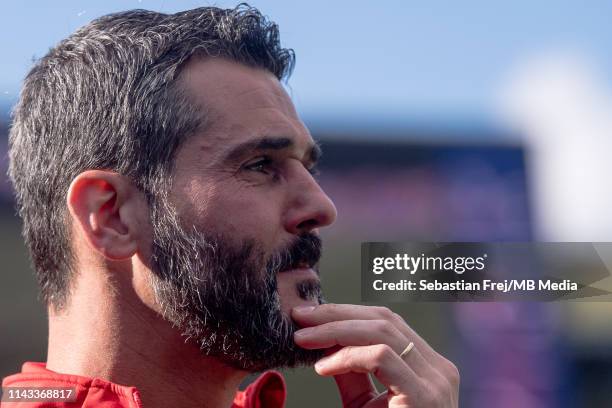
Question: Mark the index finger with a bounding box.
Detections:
[292,303,440,364]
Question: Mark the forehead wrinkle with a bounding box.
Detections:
[228,92,297,124]
[176,59,313,168]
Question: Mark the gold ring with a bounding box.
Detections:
[399,342,415,359]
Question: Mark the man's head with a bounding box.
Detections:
[8,5,336,371]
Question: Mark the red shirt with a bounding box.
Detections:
[1,362,286,408]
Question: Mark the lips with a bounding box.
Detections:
[273,233,322,274]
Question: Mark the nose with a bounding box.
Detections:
[284,171,337,235]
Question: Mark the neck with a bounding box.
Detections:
[46,269,248,408]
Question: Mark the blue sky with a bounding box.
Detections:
[2,0,611,130]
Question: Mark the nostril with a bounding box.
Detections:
[296,218,318,232]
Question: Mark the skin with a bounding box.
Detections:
[46,57,459,408]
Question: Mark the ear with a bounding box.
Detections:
[66,170,145,260]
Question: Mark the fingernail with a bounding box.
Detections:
[294,327,314,337]
[293,305,315,313]
[314,358,328,371]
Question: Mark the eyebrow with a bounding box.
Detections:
[222,136,322,165]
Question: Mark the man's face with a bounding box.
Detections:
[146,58,337,371]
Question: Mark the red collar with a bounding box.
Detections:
[2,362,286,408]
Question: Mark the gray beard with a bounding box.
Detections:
[146,193,325,371]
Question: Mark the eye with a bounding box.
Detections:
[244,156,274,174]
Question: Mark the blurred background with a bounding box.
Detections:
[1,1,612,407]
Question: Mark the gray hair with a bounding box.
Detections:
[8,4,295,310]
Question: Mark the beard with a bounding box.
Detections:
[146,193,326,372]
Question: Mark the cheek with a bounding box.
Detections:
[206,190,285,242]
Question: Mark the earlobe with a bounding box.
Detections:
[67,170,141,260]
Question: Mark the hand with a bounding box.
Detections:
[292,304,459,408]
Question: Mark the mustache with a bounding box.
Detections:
[266,233,322,274]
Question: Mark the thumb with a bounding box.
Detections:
[333,372,378,408]
[318,346,378,408]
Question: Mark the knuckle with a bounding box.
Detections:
[434,355,460,387]
[370,344,393,366]
[392,311,406,324]
[421,387,440,407]
[315,303,335,317]
[429,370,458,407]
[321,303,340,315]
[374,306,394,320]
[430,392,445,407]
[316,323,331,337]
[445,361,461,387]
[434,375,451,399]
[372,319,394,335]
[317,303,331,312]
[338,345,354,361]
[425,381,448,408]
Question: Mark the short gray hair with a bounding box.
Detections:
[8,3,295,310]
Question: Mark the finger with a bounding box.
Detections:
[333,373,378,408]
[295,319,406,352]
[315,344,426,400]
[293,304,440,364]
[397,342,439,381]
[322,345,379,408]
[294,319,433,377]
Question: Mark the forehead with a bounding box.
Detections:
[178,57,313,155]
